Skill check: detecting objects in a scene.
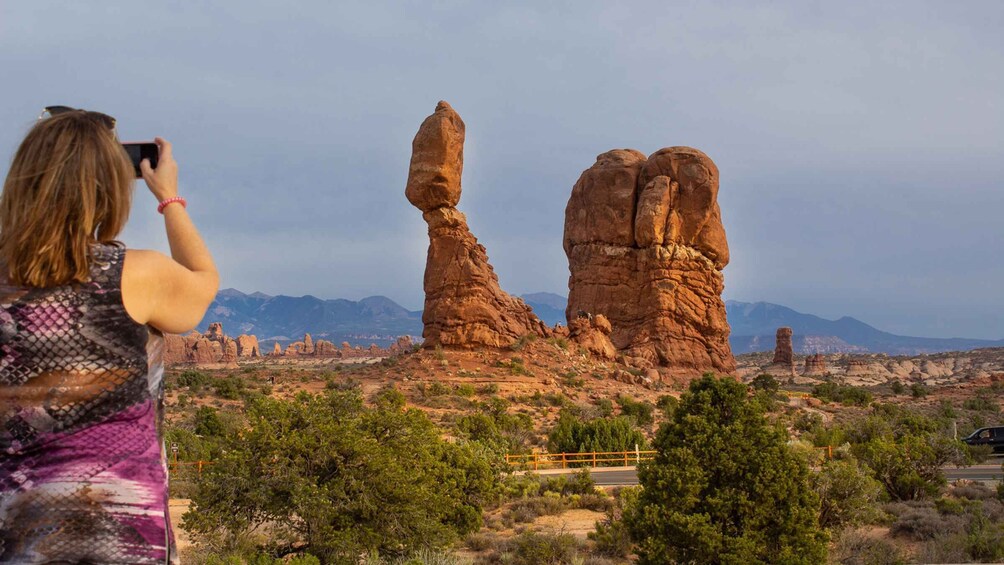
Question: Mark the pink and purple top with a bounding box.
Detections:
[0,242,175,563]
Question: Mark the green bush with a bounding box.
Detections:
[812,382,873,406]
[547,410,647,457]
[616,395,655,427]
[890,381,906,395]
[750,374,780,394]
[501,531,581,565]
[910,383,929,398]
[625,374,828,564]
[655,395,678,418]
[176,369,212,390]
[963,397,998,412]
[182,389,497,563]
[812,457,883,529]
[588,486,640,559]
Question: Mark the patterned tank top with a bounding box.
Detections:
[0,241,175,563]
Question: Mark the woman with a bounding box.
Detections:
[0,108,218,563]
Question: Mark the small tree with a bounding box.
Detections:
[183,388,497,563]
[625,374,828,564]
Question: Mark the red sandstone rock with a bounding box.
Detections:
[285,341,305,356]
[206,322,224,341]
[314,339,339,356]
[303,333,314,354]
[164,334,188,364]
[803,353,827,375]
[272,342,281,356]
[407,102,549,349]
[773,327,794,366]
[236,334,260,357]
[564,147,734,374]
[568,315,616,360]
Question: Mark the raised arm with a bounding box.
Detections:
[122,137,219,334]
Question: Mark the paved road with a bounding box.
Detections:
[536,462,1004,486]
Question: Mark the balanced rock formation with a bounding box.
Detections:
[564,147,734,374]
[803,353,827,375]
[407,101,549,348]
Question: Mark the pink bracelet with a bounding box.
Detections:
[157,196,187,214]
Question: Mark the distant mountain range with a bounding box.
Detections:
[199,289,1003,355]
[197,289,423,347]
[724,300,1004,355]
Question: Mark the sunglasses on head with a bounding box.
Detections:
[38,105,116,130]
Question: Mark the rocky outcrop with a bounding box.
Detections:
[803,353,827,375]
[563,147,734,374]
[773,327,794,365]
[303,333,314,354]
[163,322,246,366]
[568,314,617,360]
[407,101,549,349]
[272,342,282,355]
[236,334,260,357]
[314,339,339,356]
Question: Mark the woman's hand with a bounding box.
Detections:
[140,137,178,202]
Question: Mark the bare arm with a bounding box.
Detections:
[122,138,219,333]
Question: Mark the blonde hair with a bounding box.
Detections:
[0,111,134,287]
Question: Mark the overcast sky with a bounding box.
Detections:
[1,1,1001,338]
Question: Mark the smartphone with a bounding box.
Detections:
[121,142,159,178]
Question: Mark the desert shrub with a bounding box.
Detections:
[575,493,614,512]
[547,336,569,350]
[750,373,780,395]
[910,383,929,398]
[539,468,596,496]
[465,531,498,552]
[935,496,966,515]
[510,333,537,351]
[616,395,654,426]
[914,533,970,564]
[953,481,997,501]
[193,406,242,438]
[830,528,906,565]
[477,383,500,395]
[176,369,213,391]
[594,398,614,418]
[496,531,581,565]
[455,383,476,397]
[655,395,678,418]
[966,443,994,464]
[547,410,647,456]
[891,506,962,540]
[182,389,497,563]
[456,398,535,458]
[561,374,585,388]
[812,456,883,529]
[890,381,906,395]
[965,505,1004,561]
[506,495,567,523]
[589,487,639,559]
[625,374,828,564]
[812,382,872,406]
[495,357,532,376]
[792,410,823,434]
[211,375,247,400]
[963,396,998,412]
